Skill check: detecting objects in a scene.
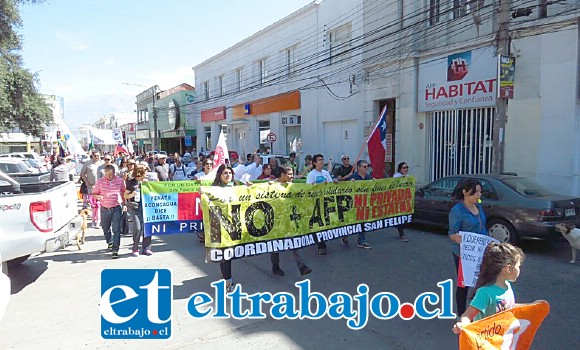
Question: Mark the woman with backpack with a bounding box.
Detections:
[169,156,189,181]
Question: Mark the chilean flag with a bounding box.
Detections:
[367,106,387,179]
[115,142,129,156]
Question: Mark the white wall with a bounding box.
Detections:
[505,27,580,195]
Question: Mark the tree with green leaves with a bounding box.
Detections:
[0,0,52,137]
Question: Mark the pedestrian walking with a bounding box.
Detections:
[350,160,373,249]
[448,179,488,316]
[155,154,170,181]
[124,165,152,256]
[306,154,340,254]
[452,243,543,334]
[80,151,103,228]
[269,165,312,276]
[92,164,126,259]
[393,162,410,242]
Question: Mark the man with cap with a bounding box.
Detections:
[80,151,104,228]
[97,154,119,180]
[155,154,170,181]
[299,154,313,178]
[335,154,354,181]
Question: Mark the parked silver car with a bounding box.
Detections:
[413,174,580,244]
[0,159,50,184]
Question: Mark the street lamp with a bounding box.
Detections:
[122,82,161,152]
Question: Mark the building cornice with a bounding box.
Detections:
[192,1,321,70]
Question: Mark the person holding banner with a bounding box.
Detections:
[269,165,312,276]
[350,160,373,249]
[211,164,242,292]
[448,179,488,316]
[307,154,340,254]
[124,165,152,256]
[452,242,529,334]
[393,162,410,242]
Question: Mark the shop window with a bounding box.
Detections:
[204,127,212,150]
[258,120,270,153]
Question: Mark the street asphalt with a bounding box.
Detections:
[1,223,579,349]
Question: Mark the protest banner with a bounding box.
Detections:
[458,232,499,287]
[459,301,550,350]
[141,180,212,237]
[201,177,415,262]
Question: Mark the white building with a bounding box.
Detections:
[191,0,366,164]
[190,0,580,195]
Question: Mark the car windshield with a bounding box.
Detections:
[0,162,29,173]
[502,178,557,197]
[26,159,40,167]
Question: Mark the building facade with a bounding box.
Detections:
[189,0,580,194]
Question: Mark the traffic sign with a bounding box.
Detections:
[266,132,277,143]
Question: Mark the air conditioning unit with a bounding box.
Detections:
[282,115,301,126]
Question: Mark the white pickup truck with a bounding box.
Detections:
[0,170,82,269]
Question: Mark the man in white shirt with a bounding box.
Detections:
[306,154,334,184]
[306,154,339,254]
[244,152,263,181]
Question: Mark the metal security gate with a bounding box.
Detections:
[427,107,495,182]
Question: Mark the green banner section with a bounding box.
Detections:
[142,180,213,195]
[201,177,415,262]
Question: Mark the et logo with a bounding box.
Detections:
[100,269,172,339]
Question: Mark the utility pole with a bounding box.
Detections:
[491,0,511,174]
[152,86,159,152]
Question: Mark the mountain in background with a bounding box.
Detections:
[63,94,135,134]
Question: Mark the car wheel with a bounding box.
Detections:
[487,219,518,244]
[6,255,30,267]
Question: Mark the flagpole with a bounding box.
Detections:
[352,105,388,166]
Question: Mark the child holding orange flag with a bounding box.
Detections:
[453,242,535,334]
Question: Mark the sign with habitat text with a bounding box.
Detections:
[142,180,212,237]
[201,177,415,263]
[418,46,497,112]
[459,231,499,287]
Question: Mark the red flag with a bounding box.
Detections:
[367,106,387,179]
[115,143,129,156]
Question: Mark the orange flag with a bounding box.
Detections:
[459,301,550,350]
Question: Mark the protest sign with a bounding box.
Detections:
[459,301,550,350]
[141,180,212,237]
[201,177,415,262]
[459,231,499,287]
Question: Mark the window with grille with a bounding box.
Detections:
[235,68,242,92]
[329,24,351,65]
[203,81,209,100]
[258,59,267,85]
[429,0,440,25]
[217,76,224,96]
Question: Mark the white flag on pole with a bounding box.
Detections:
[205,131,230,180]
[127,137,134,154]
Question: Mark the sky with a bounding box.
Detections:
[18,0,314,131]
